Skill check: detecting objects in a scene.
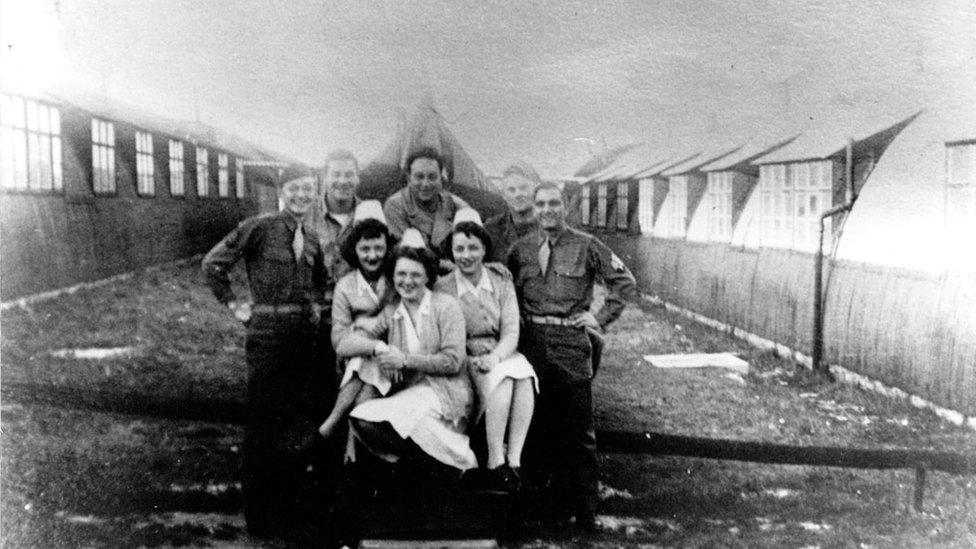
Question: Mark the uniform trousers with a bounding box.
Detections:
[520,323,598,520]
[242,312,339,539]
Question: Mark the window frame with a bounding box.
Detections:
[616,181,629,230]
[946,141,976,236]
[235,158,245,198]
[1,94,64,193]
[218,152,229,197]
[596,183,608,228]
[706,171,734,241]
[91,118,117,195]
[169,139,185,197]
[196,146,209,198]
[667,176,689,238]
[135,130,155,197]
[579,185,590,226]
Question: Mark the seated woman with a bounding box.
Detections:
[341,229,477,474]
[435,209,537,490]
[318,201,398,441]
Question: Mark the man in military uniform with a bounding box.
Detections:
[507,182,637,531]
[383,147,469,252]
[483,161,540,263]
[202,164,338,541]
[309,149,361,282]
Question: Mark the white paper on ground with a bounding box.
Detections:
[643,352,750,375]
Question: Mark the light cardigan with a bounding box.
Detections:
[330,269,390,349]
[433,263,520,363]
[335,289,472,422]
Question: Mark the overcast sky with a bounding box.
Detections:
[2,0,974,177]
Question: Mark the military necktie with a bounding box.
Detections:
[538,237,551,274]
[292,224,304,264]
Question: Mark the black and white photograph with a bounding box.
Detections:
[1,1,974,547]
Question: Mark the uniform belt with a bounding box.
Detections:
[526,314,577,326]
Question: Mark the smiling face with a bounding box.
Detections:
[533,186,566,232]
[501,173,536,214]
[407,157,443,203]
[324,158,359,205]
[279,176,317,217]
[451,232,486,277]
[393,257,428,303]
[355,235,387,275]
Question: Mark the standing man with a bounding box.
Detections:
[202,165,338,541]
[483,161,541,263]
[383,147,469,252]
[310,148,361,283]
[507,182,637,531]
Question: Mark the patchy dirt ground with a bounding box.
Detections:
[2,262,975,547]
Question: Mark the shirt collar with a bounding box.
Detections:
[454,268,492,297]
[355,270,382,301]
[393,288,432,319]
[323,196,358,224]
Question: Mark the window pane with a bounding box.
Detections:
[52,136,63,189]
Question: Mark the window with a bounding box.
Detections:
[135,131,155,196]
[947,142,976,233]
[706,171,734,241]
[580,185,590,226]
[667,176,689,237]
[1,94,63,192]
[760,161,833,251]
[169,140,185,196]
[218,153,229,197]
[596,184,607,227]
[235,158,245,198]
[91,118,116,194]
[638,179,654,234]
[616,182,629,229]
[196,146,209,197]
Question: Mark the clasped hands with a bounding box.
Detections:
[371,341,406,384]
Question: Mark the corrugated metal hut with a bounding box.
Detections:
[0,84,289,301]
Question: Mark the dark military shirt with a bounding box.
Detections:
[507,226,637,328]
[483,211,538,264]
[202,211,327,306]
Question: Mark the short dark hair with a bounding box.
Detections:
[340,219,396,272]
[441,221,493,262]
[533,181,564,201]
[388,245,439,290]
[405,147,445,175]
[324,149,359,172]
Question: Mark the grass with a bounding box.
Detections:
[2,261,975,547]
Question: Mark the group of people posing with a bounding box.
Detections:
[202,147,637,542]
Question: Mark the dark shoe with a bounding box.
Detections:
[573,510,599,534]
[485,464,521,493]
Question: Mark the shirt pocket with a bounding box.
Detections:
[552,247,588,296]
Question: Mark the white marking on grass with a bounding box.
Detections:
[763,488,798,499]
[598,481,634,500]
[168,482,241,495]
[597,515,679,535]
[64,514,107,525]
[640,294,976,432]
[798,522,832,532]
[49,346,139,360]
